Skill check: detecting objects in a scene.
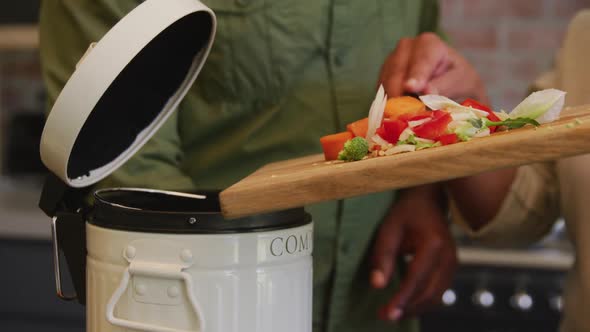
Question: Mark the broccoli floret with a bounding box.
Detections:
[338,137,369,161]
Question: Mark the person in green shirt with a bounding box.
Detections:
[39,1,486,331]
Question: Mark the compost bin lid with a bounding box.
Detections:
[39,0,216,188]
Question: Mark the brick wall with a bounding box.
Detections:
[441,0,590,109]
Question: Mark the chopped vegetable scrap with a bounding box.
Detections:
[319,87,566,161]
[338,137,369,161]
[320,131,353,161]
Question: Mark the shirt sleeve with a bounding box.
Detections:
[40,0,197,191]
[450,163,561,247]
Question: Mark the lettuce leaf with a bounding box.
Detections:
[508,89,566,123]
[397,134,418,145]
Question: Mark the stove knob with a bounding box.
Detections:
[511,292,534,311]
[473,289,495,308]
[442,289,457,306]
[550,295,563,312]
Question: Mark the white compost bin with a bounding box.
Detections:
[37,1,313,331]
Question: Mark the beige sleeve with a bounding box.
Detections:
[451,163,561,247]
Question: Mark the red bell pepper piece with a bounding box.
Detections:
[412,110,452,140]
[377,119,408,144]
[461,98,492,112]
[437,133,459,145]
[461,98,501,133]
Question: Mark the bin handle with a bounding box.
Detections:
[51,216,77,301]
[106,266,205,332]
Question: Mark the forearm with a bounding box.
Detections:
[446,168,517,230]
[397,182,447,215]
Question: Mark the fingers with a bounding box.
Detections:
[381,238,441,320]
[378,32,485,100]
[431,57,452,79]
[404,249,457,317]
[379,33,453,97]
[385,212,458,321]
[426,63,480,100]
[370,215,404,289]
[404,32,450,94]
[424,69,461,96]
[427,47,487,101]
[407,269,446,315]
[379,37,414,98]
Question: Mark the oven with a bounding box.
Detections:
[422,222,572,332]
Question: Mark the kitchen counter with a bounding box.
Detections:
[458,246,573,271]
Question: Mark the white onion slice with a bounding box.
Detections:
[408,118,431,127]
[399,127,415,141]
[366,85,387,140]
[384,144,416,155]
[474,128,491,138]
[371,134,390,147]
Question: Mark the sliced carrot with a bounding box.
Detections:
[384,96,428,121]
[320,131,353,161]
[346,117,369,138]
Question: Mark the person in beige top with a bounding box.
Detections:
[448,10,590,332]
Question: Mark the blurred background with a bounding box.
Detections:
[0,0,587,331]
[441,0,588,109]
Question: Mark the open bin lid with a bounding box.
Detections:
[40,0,216,188]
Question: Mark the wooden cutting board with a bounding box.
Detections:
[220,105,590,219]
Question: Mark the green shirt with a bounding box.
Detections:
[40,1,442,331]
